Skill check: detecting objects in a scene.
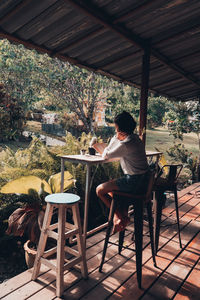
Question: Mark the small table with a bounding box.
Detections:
[60,151,162,244]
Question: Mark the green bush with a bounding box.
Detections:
[0,132,122,232]
[0,87,26,141]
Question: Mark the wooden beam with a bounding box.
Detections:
[0,30,52,55]
[139,47,151,146]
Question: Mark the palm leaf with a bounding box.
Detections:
[48,171,74,193]
[1,176,51,195]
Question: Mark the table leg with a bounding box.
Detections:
[83,164,91,245]
[60,158,65,193]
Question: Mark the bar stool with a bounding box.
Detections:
[153,164,183,253]
[99,171,156,288]
[31,193,88,297]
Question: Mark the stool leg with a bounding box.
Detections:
[146,202,156,267]
[154,191,163,253]
[134,198,143,289]
[174,188,182,248]
[119,230,125,254]
[32,203,54,280]
[72,203,88,279]
[99,199,116,272]
[56,204,66,297]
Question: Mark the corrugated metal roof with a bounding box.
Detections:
[0,0,200,101]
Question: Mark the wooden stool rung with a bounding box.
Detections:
[47,230,58,240]
[65,228,79,239]
[40,257,56,271]
[43,247,57,258]
[64,256,82,271]
[64,246,80,257]
[65,222,76,230]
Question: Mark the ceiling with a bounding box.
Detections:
[0,0,200,101]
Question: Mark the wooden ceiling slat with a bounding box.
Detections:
[65,0,200,90]
[151,77,183,89]
[163,82,198,94]
[112,0,156,24]
[65,0,147,49]
[152,16,200,45]
[173,90,200,100]
[0,0,32,24]
[58,27,105,53]
[57,0,155,54]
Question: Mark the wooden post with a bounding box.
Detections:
[139,46,151,146]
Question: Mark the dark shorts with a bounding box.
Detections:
[116,172,149,194]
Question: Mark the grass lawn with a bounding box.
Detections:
[146,126,199,160]
[0,123,199,164]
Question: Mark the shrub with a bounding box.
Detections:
[0,132,122,231]
[0,86,26,141]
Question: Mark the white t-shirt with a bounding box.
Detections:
[102,134,148,175]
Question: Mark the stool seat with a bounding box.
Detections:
[45,193,80,204]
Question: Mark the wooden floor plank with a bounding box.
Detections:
[109,237,181,300]
[140,231,200,300]
[174,258,200,300]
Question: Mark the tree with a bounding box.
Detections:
[46,59,108,133]
[0,39,110,133]
[147,96,167,128]
[164,100,200,181]
[0,39,53,110]
[0,85,26,140]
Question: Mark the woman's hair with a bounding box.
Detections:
[114,111,136,134]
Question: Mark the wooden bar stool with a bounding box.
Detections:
[153,164,183,252]
[32,193,88,297]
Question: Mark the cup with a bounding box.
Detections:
[88,147,96,155]
[80,149,86,155]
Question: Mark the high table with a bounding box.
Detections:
[60,150,162,245]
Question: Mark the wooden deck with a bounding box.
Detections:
[1,182,200,300]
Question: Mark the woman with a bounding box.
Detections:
[96,111,149,233]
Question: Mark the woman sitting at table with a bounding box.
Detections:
[96,111,149,233]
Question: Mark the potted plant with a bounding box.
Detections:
[1,171,75,268]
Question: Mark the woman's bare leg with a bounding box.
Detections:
[96,180,130,232]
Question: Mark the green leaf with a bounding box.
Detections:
[1,176,51,195]
[48,171,74,193]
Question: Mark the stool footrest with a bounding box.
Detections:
[43,246,57,258]
[64,256,82,271]
[65,228,79,239]
[47,230,58,240]
[48,222,76,231]
[64,246,80,257]
[40,257,56,271]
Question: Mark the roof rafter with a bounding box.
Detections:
[65,0,200,89]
